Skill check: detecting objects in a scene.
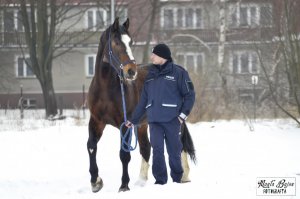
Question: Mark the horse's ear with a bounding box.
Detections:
[112,17,119,31]
[123,18,130,31]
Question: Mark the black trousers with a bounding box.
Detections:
[149,117,183,184]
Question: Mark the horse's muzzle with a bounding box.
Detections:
[124,68,137,81]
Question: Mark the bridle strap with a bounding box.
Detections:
[108,29,135,79]
[107,28,132,121]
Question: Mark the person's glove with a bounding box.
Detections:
[125,120,133,128]
[178,117,184,124]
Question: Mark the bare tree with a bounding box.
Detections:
[216,0,228,100]
[257,0,300,125]
[281,0,300,117]
[213,0,241,107]
[1,0,108,117]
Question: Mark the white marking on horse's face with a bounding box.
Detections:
[121,34,135,61]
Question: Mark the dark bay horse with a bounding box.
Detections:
[87,17,196,193]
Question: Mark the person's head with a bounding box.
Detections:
[150,43,172,65]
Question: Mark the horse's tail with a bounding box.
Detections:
[181,122,196,164]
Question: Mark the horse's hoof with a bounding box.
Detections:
[181,179,191,183]
[135,177,147,187]
[91,177,103,193]
[181,175,191,183]
[118,184,130,192]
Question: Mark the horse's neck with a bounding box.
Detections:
[137,66,149,82]
[137,63,151,82]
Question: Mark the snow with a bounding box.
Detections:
[0,110,299,199]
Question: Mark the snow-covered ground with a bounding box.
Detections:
[0,110,299,199]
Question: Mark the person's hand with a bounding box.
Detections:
[125,120,133,128]
[178,117,183,124]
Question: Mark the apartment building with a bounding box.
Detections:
[0,0,293,115]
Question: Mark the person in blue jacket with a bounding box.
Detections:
[126,43,195,185]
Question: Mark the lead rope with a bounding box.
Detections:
[107,30,138,152]
[119,78,138,152]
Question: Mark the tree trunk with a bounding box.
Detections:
[142,0,159,64]
[40,72,58,118]
[218,0,228,105]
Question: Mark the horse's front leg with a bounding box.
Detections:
[119,124,133,192]
[119,147,131,191]
[119,149,131,192]
[87,117,105,192]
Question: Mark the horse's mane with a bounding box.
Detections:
[94,27,110,76]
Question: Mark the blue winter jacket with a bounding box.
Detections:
[130,61,195,124]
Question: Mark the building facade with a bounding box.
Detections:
[0,0,297,119]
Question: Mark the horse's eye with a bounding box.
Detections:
[115,40,120,46]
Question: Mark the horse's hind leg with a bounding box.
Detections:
[87,117,105,192]
[135,124,151,186]
[180,122,195,183]
[181,151,191,183]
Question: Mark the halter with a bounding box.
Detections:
[108,29,136,80]
[107,29,138,152]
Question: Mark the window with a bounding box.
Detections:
[232,4,259,27]
[260,5,272,26]
[22,98,37,109]
[177,52,204,74]
[3,9,33,32]
[86,9,107,31]
[238,89,255,103]
[85,54,96,77]
[229,4,272,28]
[0,11,2,32]
[107,7,128,24]
[185,8,193,28]
[163,8,174,29]
[162,7,202,29]
[177,9,183,27]
[117,7,128,23]
[231,51,259,74]
[16,56,35,78]
[4,10,14,32]
[17,10,34,32]
[195,8,202,28]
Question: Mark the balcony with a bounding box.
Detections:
[0,31,103,47]
[226,27,277,42]
[158,27,276,45]
[160,29,219,43]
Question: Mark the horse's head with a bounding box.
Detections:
[107,18,137,81]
